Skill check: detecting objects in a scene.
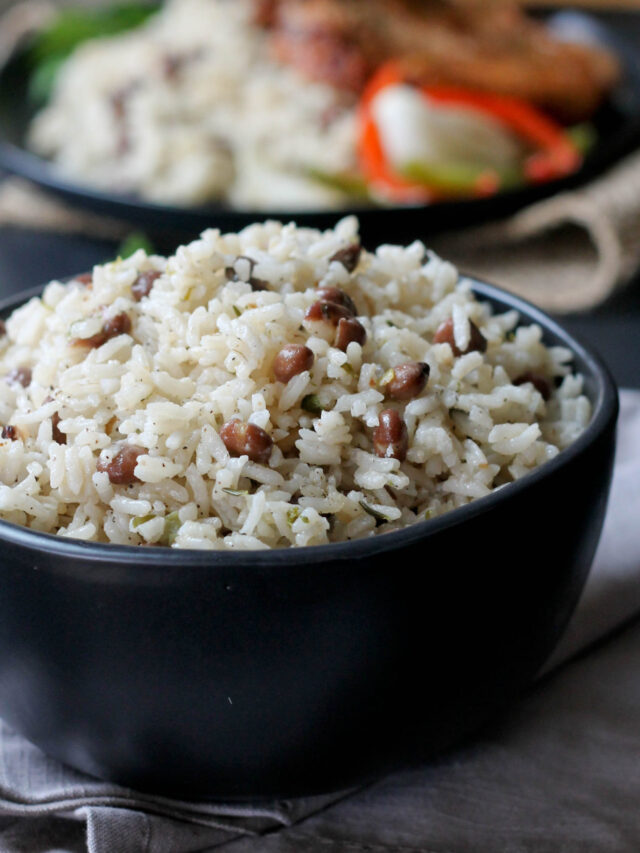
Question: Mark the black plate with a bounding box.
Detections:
[1,10,640,245]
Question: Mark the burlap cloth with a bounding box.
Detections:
[429,149,640,312]
[2,143,640,313]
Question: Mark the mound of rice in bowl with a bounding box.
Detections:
[0,218,590,549]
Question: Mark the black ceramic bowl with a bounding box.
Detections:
[0,279,618,800]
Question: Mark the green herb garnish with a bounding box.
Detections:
[301,394,324,415]
[359,500,390,524]
[567,123,597,156]
[222,488,249,497]
[117,231,155,260]
[287,506,301,525]
[26,3,160,105]
[379,368,395,387]
[28,56,67,106]
[232,305,242,317]
[160,511,181,546]
[132,514,154,529]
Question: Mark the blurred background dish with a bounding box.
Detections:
[0,0,639,243]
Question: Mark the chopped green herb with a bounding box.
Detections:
[286,506,301,525]
[28,55,66,105]
[160,511,181,546]
[117,231,154,260]
[301,394,324,415]
[424,509,433,521]
[26,3,160,105]
[359,500,390,523]
[567,122,597,156]
[132,514,154,529]
[342,363,355,375]
[232,305,242,317]
[379,368,395,387]
[222,488,249,497]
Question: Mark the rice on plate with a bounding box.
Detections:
[0,217,590,550]
[28,0,358,210]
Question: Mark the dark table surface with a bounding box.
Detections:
[0,11,639,390]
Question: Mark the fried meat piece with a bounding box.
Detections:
[257,0,619,121]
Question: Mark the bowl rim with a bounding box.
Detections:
[0,276,619,568]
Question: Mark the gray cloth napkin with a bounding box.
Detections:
[1,389,639,853]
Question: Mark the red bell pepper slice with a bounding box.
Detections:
[357,61,582,203]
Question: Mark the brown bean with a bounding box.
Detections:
[131,270,161,301]
[373,409,408,462]
[335,317,366,351]
[513,371,552,401]
[73,312,132,349]
[316,286,357,316]
[1,426,18,441]
[220,419,273,464]
[103,313,132,339]
[225,256,269,291]
[386,362,430,400]
[74,272,93,286]
[7,367,31,387]
[330,243,361,273]
[433,317,487,356]
[45,395,68,445]
[468,321,488,354]
[273,344,314,383]
[51,411,66,444]
[433,318,456,349]
[305,300,352,326]
[96,444,145,485]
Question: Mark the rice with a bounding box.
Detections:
[0,216,590,549]
[28,0,358,209]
